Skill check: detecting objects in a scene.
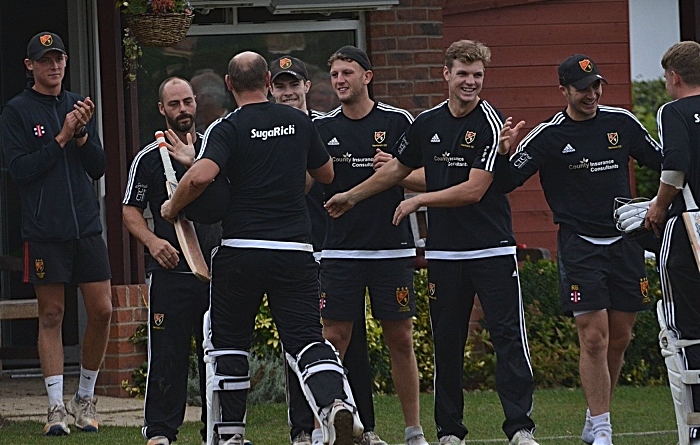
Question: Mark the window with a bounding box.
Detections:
[135,7,361,144]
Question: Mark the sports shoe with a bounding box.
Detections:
[591,431,612,445]
[327,399,361,445]
[44,404,70,436]
[219,434,244,445]
[292,431,312,445]
[364,431,388,445]
[510,429,539,445]
[66,393,99,432]
[581,410,594,444]
[438,435,465,445]
[147,436,170,445]
[406,433,429,445]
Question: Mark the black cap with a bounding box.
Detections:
[27,32,66,60]
[270,56,309,83]
[558,54,607,90]
[332,45,372,71]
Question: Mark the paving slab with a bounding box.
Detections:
[0,374,201,427]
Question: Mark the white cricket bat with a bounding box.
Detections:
[681,184,700,273]
[156,131,211,282]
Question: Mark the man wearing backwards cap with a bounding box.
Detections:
[269,54,388,445]
[325,39,538,445]
[313,45,429,445]
[494,54,662,445]
[1,31,112,436]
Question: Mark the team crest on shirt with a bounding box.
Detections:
[428,282,436,299]
[464,131,477,145]
[607,132,621,149]
[319,292,327,310]
[570,284,581,303]
[34,258,45,279]
[396,287,410,311]
[375,131,386,144]
[640,277,650,303]
[153,313,165,328]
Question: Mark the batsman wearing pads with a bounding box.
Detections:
[161,51,362,445]
[645,41,700,445]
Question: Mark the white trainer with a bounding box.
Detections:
[219,434,245,445]
[406,433,429,445]
[44,404,70,436]
[510,428,540,445]
[438,435,464,445]
[591,431,612,445]
[65,393,99,432]
[146,436,170,445]
[363,431,388,445]
[326,399,362,445]
[292,431,312,445]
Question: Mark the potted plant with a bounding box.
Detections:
[116,0,194,47]
[116,0,194,81]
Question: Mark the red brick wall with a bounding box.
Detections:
[96,284,148,397]
[366,0,447,116]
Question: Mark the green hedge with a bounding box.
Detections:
[123,259,667,402]
[244,258,667,399]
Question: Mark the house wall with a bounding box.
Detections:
[366,0,447,116]
[440,0,633,255]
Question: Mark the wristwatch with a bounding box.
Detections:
[74,126,88,139]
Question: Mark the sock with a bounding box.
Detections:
[405,425,424,441]
[45,375,64,407]
[590,412,612,445]
[78,367,99,399]
[582,408,594,442]
[312,428,323,445]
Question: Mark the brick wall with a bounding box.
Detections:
[366,0,447,116]
[96,284,148,397]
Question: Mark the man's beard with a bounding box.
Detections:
[167,113,194,133]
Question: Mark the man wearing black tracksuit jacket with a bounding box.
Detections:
[1,31,112,437]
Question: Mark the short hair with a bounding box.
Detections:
[227,52,268,93]
[445,40,491,70]
[191,71,228,107]
[661,41,700,86]
[158,76,194,102]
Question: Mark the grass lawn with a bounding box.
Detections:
[0,386,679,445]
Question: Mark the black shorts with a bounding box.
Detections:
[557,229,650,316]
[319,257,415,321]
[24,235,111,284]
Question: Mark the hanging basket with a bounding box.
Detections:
[126,12,194,47]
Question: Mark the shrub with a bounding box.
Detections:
[125,258,667,400]
[631,79,669,198]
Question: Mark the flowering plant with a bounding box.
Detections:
[116,0,194,81]
[116,0,193,15]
